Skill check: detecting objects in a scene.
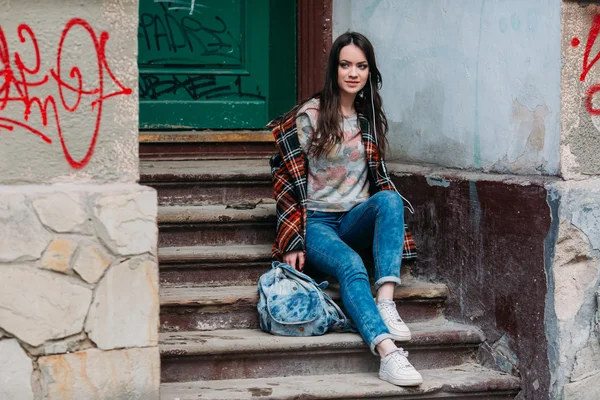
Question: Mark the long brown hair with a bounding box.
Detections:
[269,32,388,158]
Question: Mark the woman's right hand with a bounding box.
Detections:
[283,250,305,271]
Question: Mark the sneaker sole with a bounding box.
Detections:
[379,372,423,387]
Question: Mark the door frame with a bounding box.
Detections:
[297,0,333,101]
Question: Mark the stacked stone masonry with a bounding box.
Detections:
[0,184,160,400]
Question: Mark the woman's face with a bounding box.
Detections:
[337,44,369,99]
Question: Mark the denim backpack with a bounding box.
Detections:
[257,261,351,336]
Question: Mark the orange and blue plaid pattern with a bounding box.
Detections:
[270,113,417,262]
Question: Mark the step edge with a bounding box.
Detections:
[159,283,449,306]
[159,366,520,399]
[159,324,486,357]
[140,130,275,143]
[158,204,276,223]
[158,244,273,263]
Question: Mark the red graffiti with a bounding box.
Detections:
[0,19,132,168]
[573,15,600,115]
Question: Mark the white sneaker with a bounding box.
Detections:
[379,348,423,386]
[377,299,411,341]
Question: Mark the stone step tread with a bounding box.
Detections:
[160,364,520,399]
[139,130,274,143]
[160,281,449,307]
[140,159,271,182]
[159,244,273,263]
[158,204,276,224]
[159,323,484,357]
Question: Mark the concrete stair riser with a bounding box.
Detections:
[157,244,419,288]
[160,301,445,332]
[158,284,448,331]
[160,345,479,382]
[140,142,275,160]
[158,221,275,247]
[159,326,484,382]
[139,131,275,160]
[140,159,273,206]
[157,204,276,247]
[160,261,270,287]
[158,244,273,287]
[149,182,273,206]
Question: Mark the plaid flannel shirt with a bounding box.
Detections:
[270,112,417,262]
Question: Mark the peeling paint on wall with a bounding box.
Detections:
[333,0,562,175]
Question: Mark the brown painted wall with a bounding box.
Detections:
[395,172,555,399]
[297,0,332,100]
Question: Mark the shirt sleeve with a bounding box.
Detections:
[296,111,315,153]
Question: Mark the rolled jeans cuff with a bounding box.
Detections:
[374,276,402,291]
[369,333,395,355]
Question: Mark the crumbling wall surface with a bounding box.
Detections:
[391,165,556,400]
[0,1,159,398]
[0,184,159,399]
[554,3,600,399]
[547,181,600,400]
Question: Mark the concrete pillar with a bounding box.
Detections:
[0,1,160,399]
[550,3,600,399]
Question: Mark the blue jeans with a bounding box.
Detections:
[305,191,405,355]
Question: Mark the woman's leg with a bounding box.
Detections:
[337,191,411,341]
[305,214,394,355]
[306,210,422,386]
[338,190,405,290]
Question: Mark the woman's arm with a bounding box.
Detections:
[270,152,305,269]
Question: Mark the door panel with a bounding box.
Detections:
[138,0,292,130]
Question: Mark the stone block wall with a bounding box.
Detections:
[0,185,159,399]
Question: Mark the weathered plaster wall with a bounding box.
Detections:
[333,0,562,175]
[391,166,556,399]
[334,1,600,399]
[546,180,600,400]
[0,1,160,398]
[547,3,600,399]
[0,0,139,184]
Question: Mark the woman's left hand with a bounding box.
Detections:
[282,250,305,271]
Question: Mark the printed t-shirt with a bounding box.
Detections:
[296,98,370,212]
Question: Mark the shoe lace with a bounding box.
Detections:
[389,348,412,368]
[381,301,404,323]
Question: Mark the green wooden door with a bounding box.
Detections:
[138,0,295,130]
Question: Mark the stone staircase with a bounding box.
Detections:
[139,132,521,399]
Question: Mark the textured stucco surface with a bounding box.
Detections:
[0,0,139,184]
[333,0,561,175]
[562,3,600,179]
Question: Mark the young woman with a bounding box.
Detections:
[269,32,422,387]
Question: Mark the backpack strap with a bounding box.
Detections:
[271,261,329,289]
